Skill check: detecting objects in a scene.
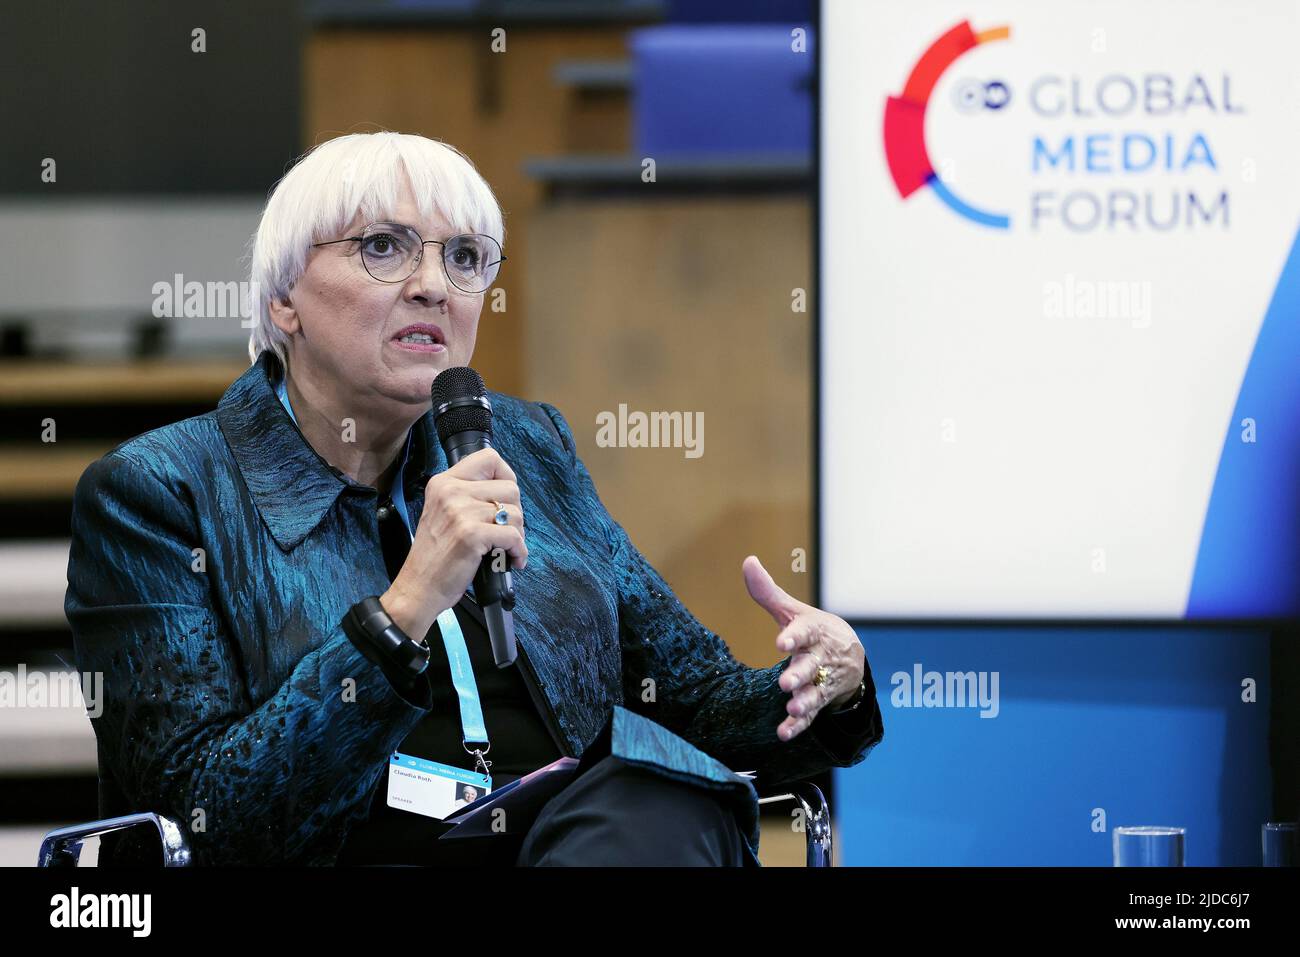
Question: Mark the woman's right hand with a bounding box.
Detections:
[380,447,527,642]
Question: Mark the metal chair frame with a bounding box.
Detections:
[40,781,832,867]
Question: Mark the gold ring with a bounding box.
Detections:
[491,501,509,525]
[812,665,830,687]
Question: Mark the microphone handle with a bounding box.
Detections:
[443,431,517,611]
[443,432,518,667]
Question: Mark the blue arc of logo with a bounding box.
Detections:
[926,173,1011,229]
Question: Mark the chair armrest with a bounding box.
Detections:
[757,781,832,867]
[39,812,192,867]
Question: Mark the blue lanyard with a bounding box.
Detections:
[274,375,490,749]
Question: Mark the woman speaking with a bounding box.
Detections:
[65,131,883,866]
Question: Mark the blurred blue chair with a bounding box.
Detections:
[630,25,814,158]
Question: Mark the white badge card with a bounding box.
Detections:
[387,752,492,821]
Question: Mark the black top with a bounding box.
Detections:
[336,495,563,866]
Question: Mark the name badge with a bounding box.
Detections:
[386,751,491,821]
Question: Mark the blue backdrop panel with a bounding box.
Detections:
[1187,222,1300,618]
[664,0,811,22]
[835,626,1273,866]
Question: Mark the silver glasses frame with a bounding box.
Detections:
[312,221,506,293]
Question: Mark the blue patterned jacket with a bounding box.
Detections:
[65,352,883,865]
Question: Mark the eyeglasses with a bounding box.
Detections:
[312,222,506,294]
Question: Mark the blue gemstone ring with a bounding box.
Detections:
[492,501,509,525]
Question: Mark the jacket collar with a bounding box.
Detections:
[216,351,448,550]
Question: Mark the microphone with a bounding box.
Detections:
[431,366,517,667]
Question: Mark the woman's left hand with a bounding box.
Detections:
[742,555,866,742]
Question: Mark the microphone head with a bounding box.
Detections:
[431,366,492,441]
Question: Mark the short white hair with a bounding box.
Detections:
[246,131,505,364]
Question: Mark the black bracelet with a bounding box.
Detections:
[343,596,430,680]
[829,678,867,714]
